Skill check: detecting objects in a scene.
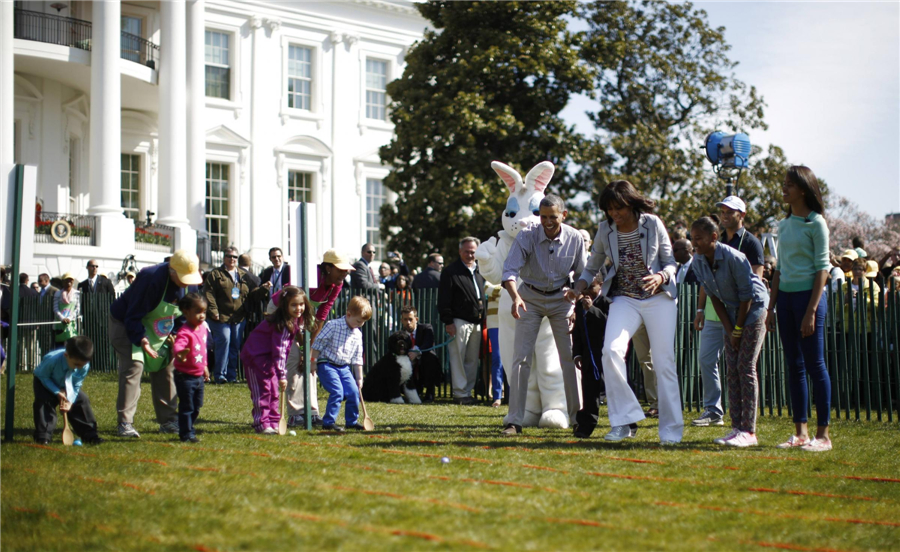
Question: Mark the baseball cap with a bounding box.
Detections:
[323,249,355,271]
[169,249,203,285]
[61,272,76,282]
[865,260,879,279]
[855,247,868,259]
[840,249,858,261]
[715,196,746,213]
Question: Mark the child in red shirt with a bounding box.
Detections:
[173,293,211,443]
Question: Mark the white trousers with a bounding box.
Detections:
[602,294,683,442]
[448,318,482,399]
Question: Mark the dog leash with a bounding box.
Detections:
[419,337,456,352]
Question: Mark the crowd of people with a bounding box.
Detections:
[4,164,900,453]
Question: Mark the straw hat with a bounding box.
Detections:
[169,250,203,285]
[60,272,76,282]
[840,249,858,261]
[864,260,879,279]
[322,250,355,271]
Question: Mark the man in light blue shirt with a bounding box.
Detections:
[32,336,103,445]
[500,195,587,435]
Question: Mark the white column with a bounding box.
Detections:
[87,0,123,216]
[0,0,13,165]
[186,0,206,231]
[157,0,189,227]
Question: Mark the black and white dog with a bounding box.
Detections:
[362,331,422,404]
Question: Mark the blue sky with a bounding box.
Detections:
[561,1,900,220]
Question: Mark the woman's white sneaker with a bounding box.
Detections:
[775,435,810,449]
[724,431,758,447]
[802,438,832,452]
[713,428,739,445]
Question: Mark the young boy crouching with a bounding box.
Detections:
[33,336,103,445]
[310,296,372,432]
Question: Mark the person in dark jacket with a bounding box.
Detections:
[572,278,614,438]
[412,254,443,290]
[258,247,291,298]
[438,237,485,404]
[19,273,38,298]
[78,259,116,295]
[400,305,443,402]
[350,243,382,291]
[203,247,267,383]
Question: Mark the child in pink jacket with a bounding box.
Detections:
[240,286,315,433]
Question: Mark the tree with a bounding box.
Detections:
[572,0,768,204]
[658,145,829,237]
[827,196,900,261]
[379,1,592,265]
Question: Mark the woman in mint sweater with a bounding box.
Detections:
[766,166,832,452]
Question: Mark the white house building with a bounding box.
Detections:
[2,0,424,284]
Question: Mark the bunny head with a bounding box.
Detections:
[491,161,555,238]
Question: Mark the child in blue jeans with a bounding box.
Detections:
[310,296,372,431]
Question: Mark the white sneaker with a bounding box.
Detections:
[262,427,278,435]
[724,431,758,448]
[802,438,832,452]
[713,428,740,445]
[776,434,810,449]
[117,423,140,438]
[603,425,634,442]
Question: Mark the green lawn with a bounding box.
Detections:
[2,373,899,552]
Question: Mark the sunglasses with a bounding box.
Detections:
[224,254,238,260]
[88,265,98,268]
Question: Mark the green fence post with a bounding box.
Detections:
[3,165,25,442]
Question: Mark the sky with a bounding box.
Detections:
[560,1,900,220]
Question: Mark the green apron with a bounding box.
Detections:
[131,281,182,372]
[54,296,78,342]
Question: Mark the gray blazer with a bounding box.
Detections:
[579,213,678,300]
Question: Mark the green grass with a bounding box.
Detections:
[2,373,899,552]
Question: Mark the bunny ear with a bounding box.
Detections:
[491,161,523,194]
[525,161,555,193]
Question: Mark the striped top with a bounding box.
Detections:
[502,222,587,291]
[611,229,651,299]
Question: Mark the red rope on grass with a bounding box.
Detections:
[814,474,900,484]
[747,487,876,502]
[708,535,858,552]
[13,506,63,521]
[587,472,690,483]
[656,500,900,527]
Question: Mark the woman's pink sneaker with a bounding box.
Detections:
[776,435,810,449]
[802,438,832,452]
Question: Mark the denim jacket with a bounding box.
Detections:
[691,242,769,326]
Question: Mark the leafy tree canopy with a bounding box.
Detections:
[379,0,591,265]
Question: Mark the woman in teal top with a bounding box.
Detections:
[765,166,832,452]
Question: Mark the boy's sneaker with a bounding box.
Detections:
[500,423,522,436]
[262,427,277,435]
[691,410,725,427]
[159,421,179,434]
[117,423,140,438]
[346,423,367,431]
[322,424,344,432]
[182,436,201,443]
[724,431,758,447]
[776,435,810,449]
[288,415,304,427]
[713,428,740,445]
[802,437,832,452]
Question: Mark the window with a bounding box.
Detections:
[287,171,313,203]
[365,58,388,121]
[366,178,386,258]
[205,30,230,99]
[121,153,140,221]
[121,16,142,62]
[205,163,230,250]
[287,45,312,110]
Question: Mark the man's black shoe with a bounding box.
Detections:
[322,424,345,432]
[346,423,367,431]
[35,438,51,445]
[84,436,106,445]
[500,423,522,436]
